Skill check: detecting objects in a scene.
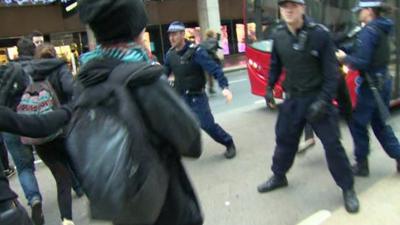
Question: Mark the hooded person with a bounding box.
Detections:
[21,43,77,225]
[76,1,203,225]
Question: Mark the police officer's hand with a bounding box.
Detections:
[265,86,276,109]
[222,88,233,103]
[307,100,329,123]
[335,50,347,62]
[168,75,175,87]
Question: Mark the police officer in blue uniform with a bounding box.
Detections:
[164,21,237,159]
[257,0,359,213]
[336,0,400,176]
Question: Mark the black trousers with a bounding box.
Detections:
[0,200,33,225]
[35,138,73,220]
[0,135,10,170]
[271,96,354,190]
[303,123,314,141]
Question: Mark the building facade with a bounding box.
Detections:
[0,0,244,62]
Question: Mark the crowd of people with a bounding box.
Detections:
[0,0,399,225]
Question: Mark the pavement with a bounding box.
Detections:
[8,69,400,225]
[322,174,400,225]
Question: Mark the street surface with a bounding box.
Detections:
[9,69,400,225]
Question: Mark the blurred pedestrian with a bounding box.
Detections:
[76,0,204,224]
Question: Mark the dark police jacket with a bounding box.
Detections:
[343,17,392,79]
[164,41,228,94]
[268,17,339,103]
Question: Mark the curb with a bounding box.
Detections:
[223,65,247,73]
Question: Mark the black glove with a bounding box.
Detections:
[307,100,329,123]
[264,86,276,109]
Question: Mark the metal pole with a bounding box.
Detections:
[86,25,97,51]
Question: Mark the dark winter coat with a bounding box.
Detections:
[30,58,74,104]
[0,106,71,202]
[77,58,204,225]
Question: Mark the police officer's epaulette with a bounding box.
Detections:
[275,23,286,30]
[166,47,176,56]
[307,22,330,32]
[188,43,198,49]
[181,44,199,62]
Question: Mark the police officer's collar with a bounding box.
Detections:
[174,40,195,55]
[283,16,316,35]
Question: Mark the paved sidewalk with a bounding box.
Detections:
[298,174,400,225]
[323,174,400,225]
[223,54,247,73]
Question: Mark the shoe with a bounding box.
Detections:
[224,142,236,159]
[297,138,316,154]
[396,159,400,173]
[62,219,75,225]
[4,167,16,178]
[351,159,369,177]
[343,189,360,213]
[257,175,288,193]
[31,198,44,225]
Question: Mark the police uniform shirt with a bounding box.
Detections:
[268,17,339,103]
[164,41,229,93]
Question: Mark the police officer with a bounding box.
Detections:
[336,0,400,176]
[164,21,237,159]
[257,0,359,213]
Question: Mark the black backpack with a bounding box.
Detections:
[0,63,27,107]
[66,61,169,224]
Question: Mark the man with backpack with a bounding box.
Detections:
[72,1,204,225]
[202,29,223,94]
[164,21,237,159]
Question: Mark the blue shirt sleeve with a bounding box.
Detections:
[268,37,282,89]
[193,47,229,89]
[343,26,379,71]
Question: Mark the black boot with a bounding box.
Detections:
[257,175,288,193]
[352,159,369,177]
[224,142,236,159]
[343,189,360,213]
[31,198,44,225]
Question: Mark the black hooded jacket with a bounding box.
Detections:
[76,58,203,225]
[30,58,74,104]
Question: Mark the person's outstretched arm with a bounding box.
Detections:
[0,106,71,137]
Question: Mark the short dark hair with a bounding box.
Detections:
[35,43,57,59]
[17,36,36,57]
[30,30,43,38]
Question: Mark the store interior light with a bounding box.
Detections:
[65,2,77,12]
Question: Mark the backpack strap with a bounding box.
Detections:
[108,61,154,87]
[181,44,199,63]
[0,63,23,106]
